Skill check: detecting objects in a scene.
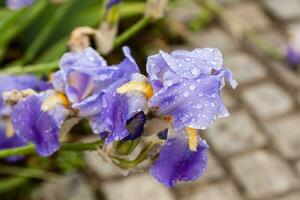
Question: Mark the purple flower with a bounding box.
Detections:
[6,0,34,10]
[147,48,237,131]
[285,46,300,67]
[0,121,26,161]
[106,0,121,9]
[0,75,49,117]
[11,92,69,157]
[53,47,149,144]
[150,129,208,187]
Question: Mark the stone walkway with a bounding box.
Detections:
[33,0,300,200]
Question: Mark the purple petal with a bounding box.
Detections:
[6,0,34,10]
[0,75,49,117]
[150,132,208,187]
[149,68,235,130]
[11,95,60,156]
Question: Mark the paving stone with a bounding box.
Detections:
[167,0,200,25]
[100,174,175,200]
[272,192,300,200]
[187,27,238,51]
[183,181,242,200]
[264,0,300,21]
[207,111,266,157]
[217,0,239,4]
[242,82,294,120]
[228,2,271,31]
[294,159,300,175]
[224,52,267,84]
[230,150,298,199]
[222,90,237,109]
[297,92,300,104]
[269,61,300,90]
[32,173,95,200]
[265,113,300,160]
[84,151,121,179]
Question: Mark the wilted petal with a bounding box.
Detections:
[150,131,208,187]
[11,95,60,156]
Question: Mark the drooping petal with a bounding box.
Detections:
[89,93,130,143]
[0,121,26,161]
[11,95,60,156]
[150,131,208,187]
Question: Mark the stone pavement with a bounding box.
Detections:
[33,0,300,200]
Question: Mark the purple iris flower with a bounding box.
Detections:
[0,121,26,161]
[11,92,68,157]
[285,46,300,68]
[0,75,49,117]
[6,0,34,10]
[106,0,121,9]
[150,129,209,187]
[147,48,237,130]
[53,47,148,144]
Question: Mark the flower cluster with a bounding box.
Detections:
[1,46,236,187]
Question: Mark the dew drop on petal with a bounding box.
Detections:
[191,67,200,76]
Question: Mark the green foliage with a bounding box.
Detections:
[56,151,84,173]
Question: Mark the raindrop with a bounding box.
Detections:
[191,67,200,76]
[189,85,196,91]
[183,92,189,97]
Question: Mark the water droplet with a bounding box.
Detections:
[183,92,189,97]
[191,67,200,76]
[189,85,196,90]
[196,103,203,109]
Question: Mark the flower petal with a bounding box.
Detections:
[11,95,60,156]
[150,131,208,187]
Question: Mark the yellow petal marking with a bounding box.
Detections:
[6,120,15,138]
[185,127,198,151]
[41,92,69,111]
[116,81,153,99]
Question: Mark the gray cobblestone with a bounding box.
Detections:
[229,2,271,31]
[187,28,238,51]
[230,150,298,199]
[263,0,300,21]
[84,151,121,179]
[272,192,300,200]
[269,61,300,90]
[100,174,175,200]
[242,82,294,120]
[183,181,242,200]
[207,111,266,157]
[222,90,237,109]
[224,52,267,85]
[265,113,300,160]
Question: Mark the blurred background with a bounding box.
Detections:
[0,0,300,199]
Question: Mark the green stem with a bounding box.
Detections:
[0,165,59,181]
[113,16,152,48]
[0,139,103,159]
[112,141,157,169]
[0,176,28,193]
[1,60,59,75]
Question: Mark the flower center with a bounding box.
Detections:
[117,81,153,99]
[41,92,70,112]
